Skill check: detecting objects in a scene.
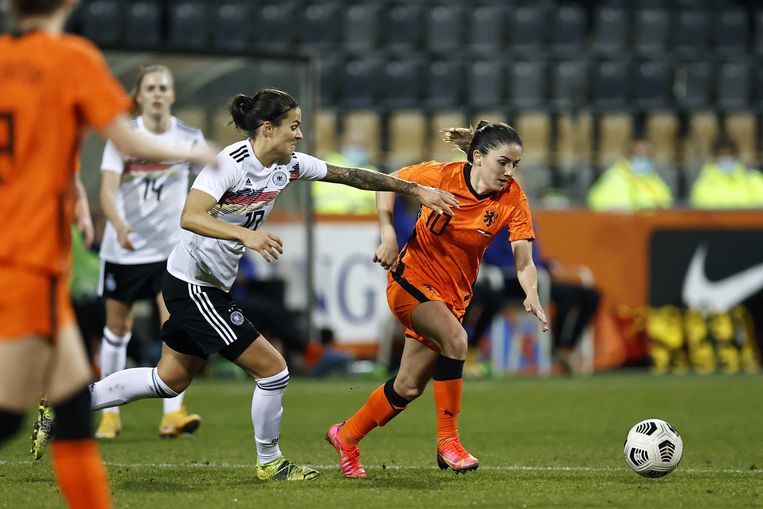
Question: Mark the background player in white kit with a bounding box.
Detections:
[94,65,204,439]
[88,88,459,481]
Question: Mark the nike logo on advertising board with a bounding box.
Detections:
[682,244,763,313]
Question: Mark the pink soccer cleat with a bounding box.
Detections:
[325,422,367,478]
[437,437,480,473]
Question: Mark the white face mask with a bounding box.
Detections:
[630,156,654,175]
[717,156,737,174]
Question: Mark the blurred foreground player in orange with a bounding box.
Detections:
[326,121,549,478]
[0,1,215,507]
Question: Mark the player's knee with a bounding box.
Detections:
[441,328,468,359]
[156,369,191,394]
[53,386,92,441]
[0,408,24,444]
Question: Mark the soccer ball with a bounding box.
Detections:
[623,418,683,478]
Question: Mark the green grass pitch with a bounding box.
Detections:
[1,374,761,508]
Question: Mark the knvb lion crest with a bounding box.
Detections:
[483,210,497,227]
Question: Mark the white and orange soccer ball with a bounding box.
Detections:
[624,418,683,478]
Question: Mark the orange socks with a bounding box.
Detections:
[52,439,111,509]
[433,378,463,442]
[433,356,465,443]
[341,379,410,446]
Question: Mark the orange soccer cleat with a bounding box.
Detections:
[325,422,367,479]
[436,437,479,473]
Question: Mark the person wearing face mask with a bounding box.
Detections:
[587,138,673,212]
[690,134,763,209]
[312,131,379,214]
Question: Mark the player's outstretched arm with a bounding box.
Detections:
[179,190,283,263]
[101,114,217,168]
[511,239,549,332]
[321,163,459,216]
[100,170,135,250]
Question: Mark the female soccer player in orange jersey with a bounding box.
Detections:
[0,1,214,507]
[326,121,549,478]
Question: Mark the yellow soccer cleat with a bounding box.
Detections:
[256,457,320,481]
[30,396,55,460]
[159,406,201,438]
[95,412,122,439]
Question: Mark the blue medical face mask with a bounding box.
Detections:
[630,156,653,175]
[717,156,736,174]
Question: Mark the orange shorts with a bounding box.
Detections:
[0,266,75,340]
[386,270,465,353]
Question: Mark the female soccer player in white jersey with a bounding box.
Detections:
[88,88,459,481]
[95,65,203,439]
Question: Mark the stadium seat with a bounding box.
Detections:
[682,112,719,167]
[341,110,382,165]
[514,113,551,169]
[426,59,464,109]
[548,4,586,54]
[674,61,713,111]
[380,58,425,109]
[468,4,506,53]
[426,4,465,53]
[167,1,208,51]
[712,8,748,54]
[210,2,251,52]
[592,7,628,54]
[551,60,588,111]
[342,3,381,52]
[254,2,296,53]
[317,56,341,108]
[430,111,467,162]
[756,10,763,54]
[634,61,673,111]
[555,112,594,168]
[467,61,503,109]
[724,113,757,165]
[646,113,680,167]
[591,61,629,111]
[717,61,751,111]
[384,3,423,51]
[507,5,547,53]
[633,8,670,54]
[123,1,161,49]
[597,113,633,167]
[507,61,547,111]
[314,109,338,159]
[339,57,382,109]
[298,2,340,52]
[80,0,122,47]
[673,9,709,55]
[387,111,428,169]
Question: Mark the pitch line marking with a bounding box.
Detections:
[1,460,759,475]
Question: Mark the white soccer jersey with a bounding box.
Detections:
[167,140,328,292]
[100,116,206,264]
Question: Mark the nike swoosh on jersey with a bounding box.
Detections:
[682,244,763,313]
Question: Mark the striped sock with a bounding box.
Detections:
[90,367,179,411]
[252,368,289,464]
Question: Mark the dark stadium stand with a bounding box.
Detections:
[7,0,760,203]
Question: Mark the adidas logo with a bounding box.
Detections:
[244,178,253,187]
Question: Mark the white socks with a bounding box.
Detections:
[99,327,186,415]
[100,328,131,414]
[252,368,290,465]
[90,367,178,411]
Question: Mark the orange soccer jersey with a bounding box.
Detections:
[0,31,130,276]
[387,160,535,338]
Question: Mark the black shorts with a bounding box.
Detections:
[160,271,259,361]
[99,260,166,302]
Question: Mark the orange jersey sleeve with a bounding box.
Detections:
[392,162,535,309]
[396,160,445,188]
[0,32,130,275]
